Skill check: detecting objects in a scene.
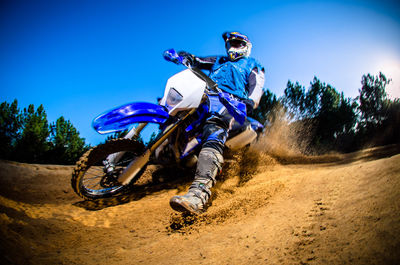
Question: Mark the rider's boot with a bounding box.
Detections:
[170,147,223,214]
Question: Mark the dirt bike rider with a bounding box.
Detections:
[169,31,265,214]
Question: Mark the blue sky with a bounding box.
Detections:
[1,0,399,145]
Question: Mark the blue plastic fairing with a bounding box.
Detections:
[247,117,264,132]
[218,92,247,124]
[92,102,169,134]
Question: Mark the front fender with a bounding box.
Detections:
[92,102,169,134]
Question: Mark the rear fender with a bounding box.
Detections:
[92,102,169,134]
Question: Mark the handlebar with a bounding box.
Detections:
[163,48,247,124]
[163,48,220,93]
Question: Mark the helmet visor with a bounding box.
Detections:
[226,39,247,49]
[223,32,249,42]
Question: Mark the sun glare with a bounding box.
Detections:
[374,58,400,99]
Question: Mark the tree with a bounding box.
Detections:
[357,72,391,131]
[14,104,50,162]
[356,72,400,146]
[248,88,278,125]
[282,81,306,120]
[0,100,90,164]
[47,116,88,164]
[104,130,129,142]
[304,77,324,118]
[282,77,358,152]
[382,99,400,144]
[316,85,358,150]
[0,99,23,159]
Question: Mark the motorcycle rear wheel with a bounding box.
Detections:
[71,138,146,200]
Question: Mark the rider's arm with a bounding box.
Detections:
[178,51,216,70]
[247,67,265,109]
[192,56,217,70]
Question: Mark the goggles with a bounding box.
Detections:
[226,39,247,49]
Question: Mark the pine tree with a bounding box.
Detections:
[248,89,278,125]
[282,77,358,152]
[14,104,50,163]
[47,116,88,164]
[0,99,23,159]
[357,72,399,146]
[357,72,391,131]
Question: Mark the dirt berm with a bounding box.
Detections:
[1,145,399,264]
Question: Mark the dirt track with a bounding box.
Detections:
[1,145,399,265]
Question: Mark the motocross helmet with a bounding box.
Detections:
[222,31,252,61]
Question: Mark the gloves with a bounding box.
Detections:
[163,49,183,65]
[178,51,195,66]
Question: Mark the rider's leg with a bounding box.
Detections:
[169,145,223,214]
[170,113,231,214]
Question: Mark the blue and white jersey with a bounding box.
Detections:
[193,55,265,108]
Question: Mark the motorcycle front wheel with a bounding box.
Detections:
[71,138,146,200]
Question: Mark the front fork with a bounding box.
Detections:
[103,123,148,174]
[106,108,197,186]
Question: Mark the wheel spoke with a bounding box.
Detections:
[88,167,104,173]
[71,138,145,199]
[84,173,104,180]
[88,181,102,189]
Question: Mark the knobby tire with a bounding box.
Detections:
[71,138,146,200]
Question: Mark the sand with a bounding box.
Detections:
[1,145,399,265]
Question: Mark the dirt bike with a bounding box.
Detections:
[71,49,264,200]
